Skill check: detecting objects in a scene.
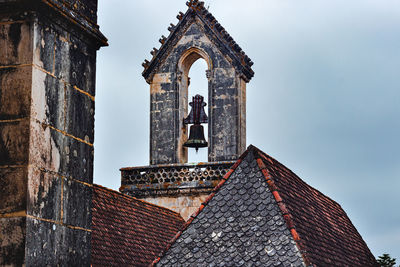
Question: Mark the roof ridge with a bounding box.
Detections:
[252,150,312,266]
[150,148,247,266]
[92,184,183,217]
[186,0,254,67]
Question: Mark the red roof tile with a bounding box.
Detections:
[253,145,378,266]
[91,184,184,267]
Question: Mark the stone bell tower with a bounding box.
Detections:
[121,0,254,220]
[143,0,254,164]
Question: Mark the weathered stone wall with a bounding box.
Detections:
[0,1,106,265]
[143,194,209,221]
[0,15,33,265]
[148,16,247,165]
[120,161,233,221]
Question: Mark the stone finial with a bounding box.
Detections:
[187,0,206,10]
[159,35,167,44]
[142,59,150,68]
[177,12,184,20]
[168,23,176,32]
[150,48,158,56]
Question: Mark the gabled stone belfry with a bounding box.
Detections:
[121,0,254,219]
[143,0,254,164]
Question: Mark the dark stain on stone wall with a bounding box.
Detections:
[0,167,27,214]
[0,217,26,267]
[0,119,30,166]
[8,23,21,58]
[27,170,62,222]
[25,218,91,266]
[0,133,10,164]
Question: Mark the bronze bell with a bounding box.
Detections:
[184,124,208,152]
[183,94,208,152]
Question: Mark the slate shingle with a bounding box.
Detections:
[156,150,304,266]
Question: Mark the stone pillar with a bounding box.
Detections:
[0,1,107,266]
[208,69,247,162]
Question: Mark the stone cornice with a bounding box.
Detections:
[0,0,108,49]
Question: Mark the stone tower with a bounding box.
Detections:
[121,0,254,220]
[143,0,254,164]
[0,0,106,265]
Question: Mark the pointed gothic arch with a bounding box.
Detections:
[177,47,212,162]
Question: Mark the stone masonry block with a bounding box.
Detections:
[43,73,66,131]
[0,66,32,120]
[0,119,30,166]
[25,217,91,266]
[29,119,94,183]
[68,35,96,96]
[56,132,94,183]
[0,21,32,66]
[62,179,92,229]
[31,66,49,123]
[28,119,62,173]
[65,84,94,143]
[54,29,71,82]
[27,166,62,222]
[0,167,27,214]
[33,21,55,73]
[54,30,96,96]
[0,217,26,267]
[30,68,69,132]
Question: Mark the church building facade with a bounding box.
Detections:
[1,0,378,266]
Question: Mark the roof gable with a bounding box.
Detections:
[154,150,305,266]
[153,145,378,266]
[254,147,378,266]
[142,0,254,83]
[91,184,185,266]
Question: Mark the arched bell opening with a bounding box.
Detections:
[177,47,212,163]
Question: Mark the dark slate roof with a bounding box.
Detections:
[153,145,378,267]
[142,0,254,83]
[91,184,184,267]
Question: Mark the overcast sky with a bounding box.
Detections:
[95,0,400,260]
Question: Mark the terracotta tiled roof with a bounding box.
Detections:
[153,145,377,266]
[91,184,184,267]
[142,0,254,83]
[254,146,378,266]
